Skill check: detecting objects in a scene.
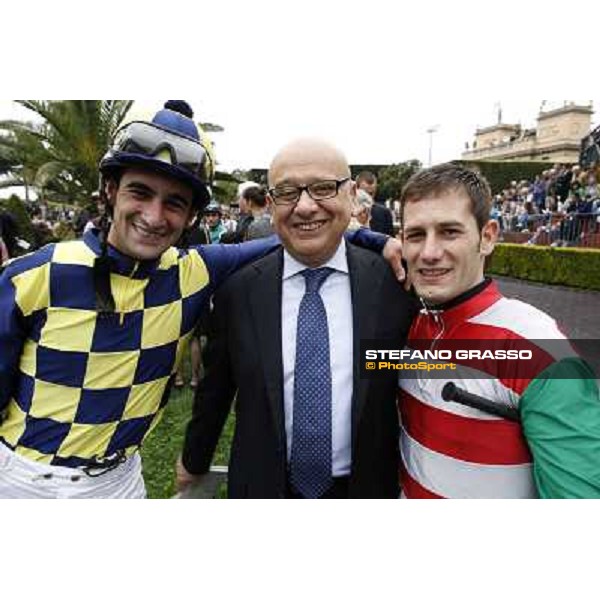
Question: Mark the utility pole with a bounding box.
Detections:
[426,125,439,167]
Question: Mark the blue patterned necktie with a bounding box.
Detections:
[290,267,334,499]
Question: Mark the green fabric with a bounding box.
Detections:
[520,357,600,498]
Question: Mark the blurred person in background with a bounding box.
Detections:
[221,181,260,243]
[347,189,373,231]
[204,201,227,243]
[220,205,237,235]
[355,171,394,236]
[0,211,20,263]
[244,185,273,240]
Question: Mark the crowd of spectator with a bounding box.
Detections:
[1,196,100,257]
[491,163,600,246]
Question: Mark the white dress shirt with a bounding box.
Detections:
[281,240,353,476]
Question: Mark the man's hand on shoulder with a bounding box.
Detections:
[382,236,406,282]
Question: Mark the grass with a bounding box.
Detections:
[140,383,235,499]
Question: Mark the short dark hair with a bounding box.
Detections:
[400,163,492,230]
[99,167,123,219]
[355,171,377,185]
[242,186,267,208]
[0,211,19,257]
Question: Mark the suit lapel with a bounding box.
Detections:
[248,249,287,452]
[347,244,383,448]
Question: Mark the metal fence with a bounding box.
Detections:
[498,212,600,248]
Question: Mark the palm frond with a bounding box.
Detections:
[0,177,24,189]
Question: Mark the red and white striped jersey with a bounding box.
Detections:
[398,280,574,499]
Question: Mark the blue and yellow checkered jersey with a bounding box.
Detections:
[0,229,279,467]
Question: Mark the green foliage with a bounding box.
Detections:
[376,160,421,201]
[2,194,34,244]
[211,169,259,205]
[140,385,235,499]
[0,155,11,175]
[453,160,550,194]
[488,244,600,290]
[200,122,224,133]
[246,168,268,185]
[349,164,389,178]
[212,179,239,205]
[215,170,243,183]
[0,100,133,205]
[140,390,193,499]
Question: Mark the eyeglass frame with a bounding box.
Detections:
[268,177,352,206]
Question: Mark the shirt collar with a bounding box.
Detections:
[83,228,162,277]
[282,238,349,280]
[419,278,503,326]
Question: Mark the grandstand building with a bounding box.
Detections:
[462,102,593,163]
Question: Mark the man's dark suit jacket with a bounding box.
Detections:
[369,203,394,236]
[182,244,417,498]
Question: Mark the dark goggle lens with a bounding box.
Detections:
[112,122,211,182]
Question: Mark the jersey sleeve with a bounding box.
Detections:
[195,235,280,290]
[520,357,600,498]
[0,269,27,411]
[344,227,388,253]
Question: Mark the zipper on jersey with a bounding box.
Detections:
[418,297,445,350]
[116,262,139,326]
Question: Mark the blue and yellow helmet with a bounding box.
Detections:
[100,104,215,210]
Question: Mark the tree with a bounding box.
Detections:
[0,100,133,205]
[212,180,239,205]
[376,160,422,202]
[212,169,244,205]
[2,194,34,245]
[200,122,224,133]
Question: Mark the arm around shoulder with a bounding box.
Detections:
[196,235,279,290]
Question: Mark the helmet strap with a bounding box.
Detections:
[93,177,116,313]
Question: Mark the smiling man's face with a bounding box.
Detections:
[268,139,354,268]
[402,190,497,305]
[106,168,194,261]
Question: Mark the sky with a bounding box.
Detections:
[2,0,599,190]
[2,97,597,177]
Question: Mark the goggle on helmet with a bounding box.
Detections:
[100,109,215,210]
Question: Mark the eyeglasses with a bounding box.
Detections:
[268,178,350,205]
[110,121,213,184]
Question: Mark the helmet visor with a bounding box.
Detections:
[110,121,213,184]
